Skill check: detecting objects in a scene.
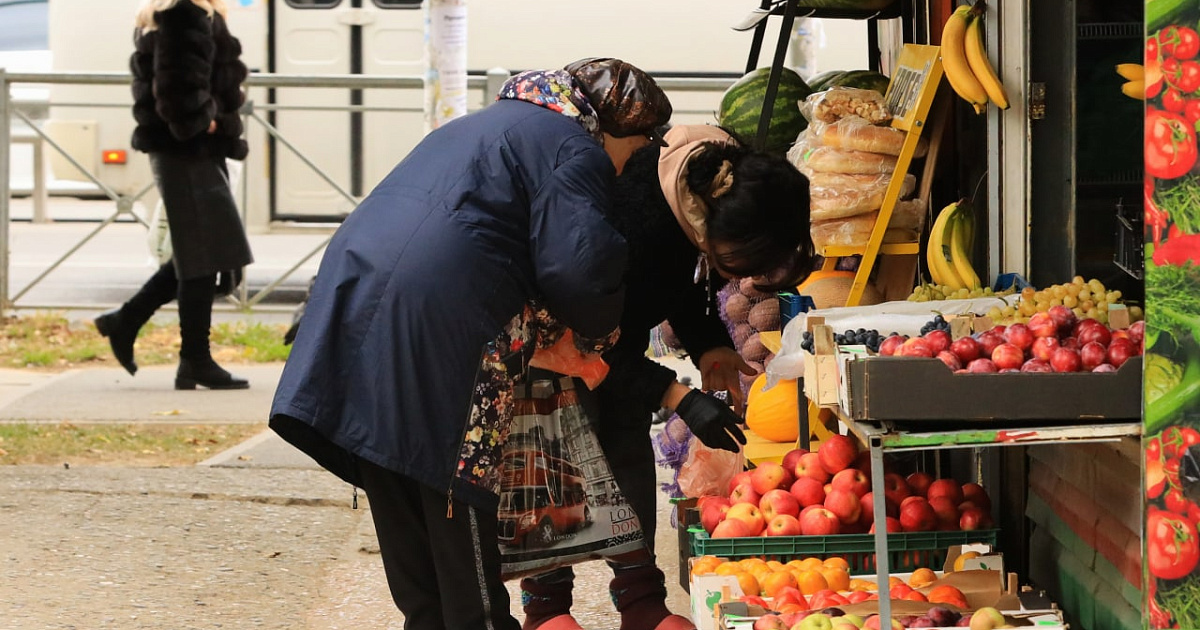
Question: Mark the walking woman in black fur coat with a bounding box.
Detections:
[96,0,253,390]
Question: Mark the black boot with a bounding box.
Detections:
[176,274,248,390]
[95,263,178,376]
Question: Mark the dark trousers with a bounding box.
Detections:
[122,262,217,360]
[356,458,521,630]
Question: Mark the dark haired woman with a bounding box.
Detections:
[95,0,252,389]
[520,124,814,630]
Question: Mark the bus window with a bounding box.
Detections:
[285,0,340,7]
[533,489,551,509]
[373,0,421,7]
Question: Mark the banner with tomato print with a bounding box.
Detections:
[1146,5,1200,628]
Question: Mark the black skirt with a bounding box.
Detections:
[150,151,254,280]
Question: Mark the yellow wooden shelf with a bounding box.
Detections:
[819,241,920,258]
[742,428,796,465]
[759,330,782,355]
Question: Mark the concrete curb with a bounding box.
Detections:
[196,427,279,467]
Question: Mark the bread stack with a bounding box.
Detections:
[790,87,927,250]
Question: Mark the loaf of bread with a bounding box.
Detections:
[804,87,892,125]
[794,146,898,176]
[809,173,917,221]
[809,199,927,249]
[820,116,929,158]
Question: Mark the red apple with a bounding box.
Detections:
[936,351,963,371]
[864,614,906,630]
[967,358,998,373]
[794,452,831,484]
[730,481,761,506]
[900,497,938,532]
[799,506,842,535]
[781,448,808,475]
[790,477,828,508]
[883,472,911,506]
[1078,324,1112,348]
[700,497,732,533]
[962,482,992,512]
[976,332,1004,357]
[831,468,871,498]
[1107,338,1137,368]
[859,491,878,524]
[818,434,859,475]
[927,478,965,505]
[753,614,788,630]
[906,472,934,498]
[728,470,752,495]
[1020,358,1053,373]
[1048,305,1077,333]
[1073,317,1102,338]
[824,488,862,525]
[928,496,960,528]
[759,488,801,520]
[869,516,903,533]
[1129,321,1145,346]
[1093,364,1118,373]
[949,336,982,363]
[990,343,1025,370]
[712,518,754,538]
[923,330,952,355]
[889,583,915,599]
[1031,336,1060,362]
[1079,341,1107,371]
[959,507,994,531]
[1003,323,1034,351]
[751,461,793,495]
[854,450,874,479]
[725,502,766,535]
[1050,347,1082,373]
[765,514,803,537]
[879,334,908,357]
[898,337,935,358]
[1027,312,1057,338]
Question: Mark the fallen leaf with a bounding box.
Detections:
[153,410,186,416]
[237,455,253,461]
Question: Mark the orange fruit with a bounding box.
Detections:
[928,584,968,606]
[761,571,799,598]
[953,551,981,572]
[796,570,830,595]
[714,562,741,577]
[786,559,808,570]
[766,560,788,572]
[777,602,809,614]
[751,567,773,587]
[849,578,876,591]
[798,557,824,571]
[819,566,850,592]
[734,571,761,597]
[908,567,938,588]
[740,558,768,573]
[822,557,850,571]
[690,556,723,577]
[887,576,905,589]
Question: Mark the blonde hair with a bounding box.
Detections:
[136,0,228,33]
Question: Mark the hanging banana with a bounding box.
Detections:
[926,201,966,291]
[963,6,1010,110]
[941,4,988,112]
[949,211,982,290]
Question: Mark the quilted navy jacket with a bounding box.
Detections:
[270,99,627,510]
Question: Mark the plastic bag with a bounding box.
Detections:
[145,199,173,266]
[809,173,917,221]
[529,329,610,390]
[800,86,892,125]
[676,436,743,499]
[788,128,898,177]
[819,115,928,158]
[498,378,646,580]
[809,199,927,249]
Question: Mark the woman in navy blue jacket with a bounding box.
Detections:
[270,59,743,630]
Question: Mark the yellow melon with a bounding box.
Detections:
[796,270,884,310]
[744,373,800,443]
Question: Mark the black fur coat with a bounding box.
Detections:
[130,1,248,159]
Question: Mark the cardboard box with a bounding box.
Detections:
[689,576,743,630]
[842,355,1142,421]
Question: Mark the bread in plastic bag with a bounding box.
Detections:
[801,86,892,125]
[810,198,927,249]
[788,129,898,176]
[676,436,743,499]
[820,115,928,158]
[809,173,917,221]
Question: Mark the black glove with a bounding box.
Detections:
[675,390,747,453]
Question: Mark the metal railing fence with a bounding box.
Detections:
[2,68,733,312]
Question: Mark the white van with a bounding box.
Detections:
[39,0,867,229]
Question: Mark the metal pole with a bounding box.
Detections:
[869,435,892,628]
[31,133,47,223]
[0,69,11,311]
[484,67,509,105]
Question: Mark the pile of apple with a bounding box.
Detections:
[753,606,1012,630]
[878,306,1144,374]
[699,436,994,537]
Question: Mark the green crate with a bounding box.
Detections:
[689,528,1000,574]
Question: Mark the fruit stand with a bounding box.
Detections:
[668,0,1169,629]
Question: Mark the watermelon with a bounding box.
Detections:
[718,67,814,155]
[806,70,846,92]
[828,70,891,95]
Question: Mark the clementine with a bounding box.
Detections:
[822,557,850,571]
[819,566,850,592]
[714,562,741,577]
[796,570,829,595]
[908,567,938,588]
[734,571,761,597]
[761,571,799,598]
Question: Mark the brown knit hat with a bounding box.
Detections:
[564,57,673,146]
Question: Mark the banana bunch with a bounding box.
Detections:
[941,1,1009,113]
[926,200,982,292]
[1116,64,1144,100]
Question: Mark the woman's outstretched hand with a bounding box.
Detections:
[699,346,757,414]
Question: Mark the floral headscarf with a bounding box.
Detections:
[497,69,602,141]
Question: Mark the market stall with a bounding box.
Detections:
[660,0,1168,629]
